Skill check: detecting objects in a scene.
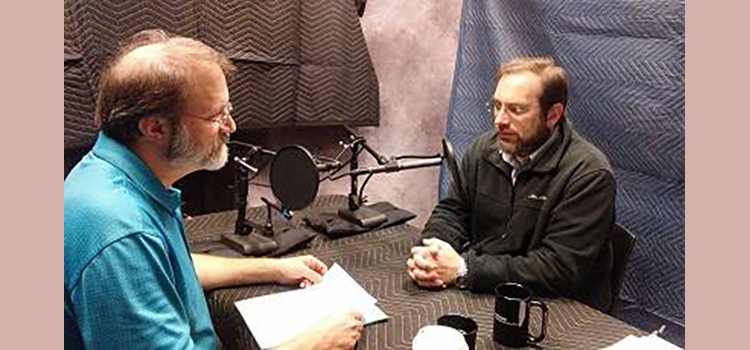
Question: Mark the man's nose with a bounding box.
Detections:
[494,108,510,127]
[224,115,237,133]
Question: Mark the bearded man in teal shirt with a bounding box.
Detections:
[64,30,363,349]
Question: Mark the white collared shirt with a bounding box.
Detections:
[501,150,536,185]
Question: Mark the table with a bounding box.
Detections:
[186,195,646,349]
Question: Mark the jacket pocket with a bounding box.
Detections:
[501,198,545,251]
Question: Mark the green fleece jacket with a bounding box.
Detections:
[423,119,615,311]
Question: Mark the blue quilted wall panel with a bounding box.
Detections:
[440,0,685,337]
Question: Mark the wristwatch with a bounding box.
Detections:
[455,255,469,289]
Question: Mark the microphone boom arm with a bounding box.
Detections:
[323,128,452,213]
[329,157,442,180]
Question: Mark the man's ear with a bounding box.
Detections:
[137,116,170,146]
[545,102,564,129]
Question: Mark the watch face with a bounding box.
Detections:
[457,275,469,289]
[456,256,468,289]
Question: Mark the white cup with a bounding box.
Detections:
[412,325,469,350]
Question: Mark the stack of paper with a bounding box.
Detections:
[235,263,388,349]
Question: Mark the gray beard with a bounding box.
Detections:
[166,123,229,171]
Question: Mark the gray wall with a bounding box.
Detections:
[248,0,463,229]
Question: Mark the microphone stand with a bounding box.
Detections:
[220,143,280,256]
[233,155,254,236]
[337,132,388,228]
[329,129,443,228]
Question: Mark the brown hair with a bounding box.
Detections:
[95,29,235,145]
[496,57,568,115]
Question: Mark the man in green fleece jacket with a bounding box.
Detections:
[407,57,615,312]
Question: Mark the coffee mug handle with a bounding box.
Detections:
[528,300,548,344]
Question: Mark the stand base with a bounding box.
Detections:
[221,233,278,256]
[223,217,318,256]
[269,225,318,257]
[338,206,388,228]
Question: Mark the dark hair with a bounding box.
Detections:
[95,29,235,145]
[496,57,568,115]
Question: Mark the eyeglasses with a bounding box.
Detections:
[486,100,529,117]
[486,101,498,115]
[186,103,234,127]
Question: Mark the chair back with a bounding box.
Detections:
[610,223,637,311]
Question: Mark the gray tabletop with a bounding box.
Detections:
[186,195,646,349]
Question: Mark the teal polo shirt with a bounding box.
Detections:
[64,133,216,349]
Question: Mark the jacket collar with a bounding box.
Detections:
[483,118,573,175]
[91,132,182,213]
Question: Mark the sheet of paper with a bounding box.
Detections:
[235,263,388,349]
[312,263,377,305]
[602,334,682,350]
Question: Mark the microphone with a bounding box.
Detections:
[315,160,342,172]
[230,140,277,173]
[234,156,258,173]
[229,140,277,157]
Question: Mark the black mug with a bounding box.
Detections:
[437,314,478,350]
[493,283,549,347]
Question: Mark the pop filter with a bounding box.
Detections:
[442,138,463,195]
[270,145,320,210]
